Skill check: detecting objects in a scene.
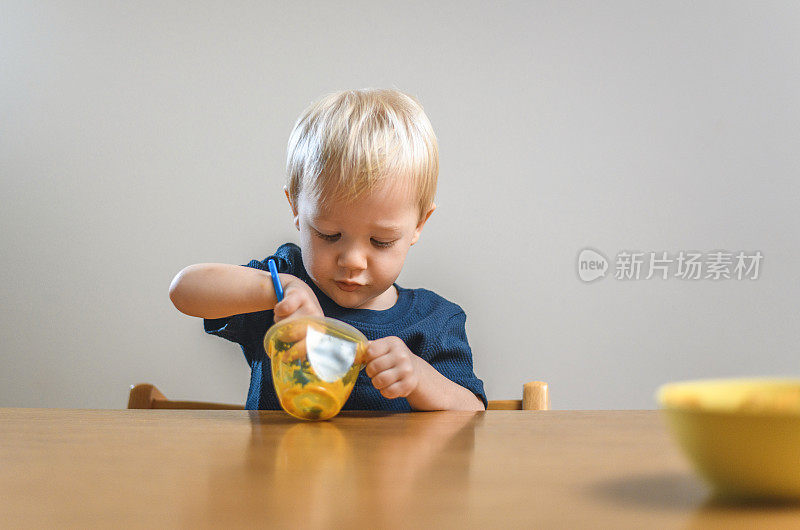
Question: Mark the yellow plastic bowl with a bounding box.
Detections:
[657,378,800,500]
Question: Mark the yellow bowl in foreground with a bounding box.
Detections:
[657,378,800,501]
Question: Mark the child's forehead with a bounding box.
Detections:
[299,186,418,227]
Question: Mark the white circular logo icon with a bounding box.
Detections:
[577,248,608,282]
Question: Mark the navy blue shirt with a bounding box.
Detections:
[204,243,487,411]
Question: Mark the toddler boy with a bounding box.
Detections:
[169,89,486,411]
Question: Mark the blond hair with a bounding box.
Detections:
[286,89,438,220]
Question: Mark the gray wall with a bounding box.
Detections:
[2,1,798,409]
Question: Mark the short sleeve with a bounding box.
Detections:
[203,308,271,348]
[428,310,488,409]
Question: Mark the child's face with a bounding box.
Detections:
[287,181,435,310]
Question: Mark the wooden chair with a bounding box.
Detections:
[128,381,549,411]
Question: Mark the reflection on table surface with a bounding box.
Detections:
[1,409,799,528]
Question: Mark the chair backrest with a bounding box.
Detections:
[128,381,549,411]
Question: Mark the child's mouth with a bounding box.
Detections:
[335,281,362,292]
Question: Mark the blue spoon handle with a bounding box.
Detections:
[267,259,284,302]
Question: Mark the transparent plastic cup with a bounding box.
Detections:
[264,316,367,421]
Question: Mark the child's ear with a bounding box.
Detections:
[410,203,436,246]
[284,186,300,231]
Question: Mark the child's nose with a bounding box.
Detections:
[337,245,368,272]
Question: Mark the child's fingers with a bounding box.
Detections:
[365,353,396,378]
[378,380,410,400]
[285,337,307,361]
[276,319,306,342]
[370,367,402,390]
[364,339,391,362]
[273,295,300,320]
[274,293,319,322]
[294,301,323,319]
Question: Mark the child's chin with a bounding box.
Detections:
[333,292,365,309]
[333,290,380,310]
[323,286,362,308]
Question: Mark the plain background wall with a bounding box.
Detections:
[2,1,798,409]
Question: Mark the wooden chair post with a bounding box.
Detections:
[522,381,550,410]
[127,383,166,409]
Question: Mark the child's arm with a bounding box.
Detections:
[364,337,485,411]
[169,264,322,320]
[407,361,485,411]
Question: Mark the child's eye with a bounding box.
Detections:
[312,227,394,248]
[314,230,340,242]
[371,239,396,249]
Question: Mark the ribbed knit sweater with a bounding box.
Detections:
[204,243,487,411]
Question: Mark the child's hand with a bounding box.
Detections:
[364,337,420,399]
[273,277,323,323]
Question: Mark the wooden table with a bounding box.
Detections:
[1,409,798,529]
